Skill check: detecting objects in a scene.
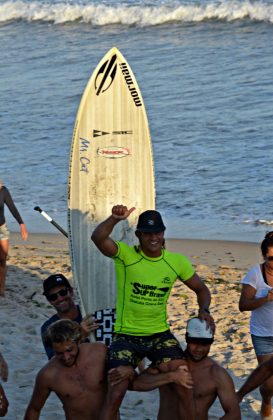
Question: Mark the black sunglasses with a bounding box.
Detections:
[46,288,69,302]
[266,256,273,261]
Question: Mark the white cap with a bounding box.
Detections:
[186,317,214,344]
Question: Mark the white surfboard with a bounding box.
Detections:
[68,47,155,328]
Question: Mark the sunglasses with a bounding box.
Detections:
[266,256,273,261]
[46,288,69,302]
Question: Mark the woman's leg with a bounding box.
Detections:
[257,354,273,418]
[0,239,9,296]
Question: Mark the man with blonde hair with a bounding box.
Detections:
[24,319,107,420]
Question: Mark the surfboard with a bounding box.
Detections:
[67,47,155,335]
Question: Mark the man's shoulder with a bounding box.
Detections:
[41,314,60,333]
[163,249,187,259]
[37,358,60,383]
[81,341,107,354]
[80,342,107,363]
[115,241,135,252]
[114,241,141,260]
[209,359,234,385]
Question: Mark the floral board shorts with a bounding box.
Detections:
[108,330,185,370]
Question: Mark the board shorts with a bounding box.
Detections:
[108,330,185,370]
[251,334,273,356]
[0,224,9,241]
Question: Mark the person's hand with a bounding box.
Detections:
[111,205,135,221]
[198,310,215,334]
[170,365,193,389]
[20,223,28,241]
[108,366,136,386]
[80,315,100,339]
[0,354,8,382]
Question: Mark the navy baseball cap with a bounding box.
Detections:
[43,274,71,296]
[136,210,166,233]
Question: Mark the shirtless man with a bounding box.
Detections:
[24,319,107,420]
[130,318,241,420]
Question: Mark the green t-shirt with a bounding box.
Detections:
[112,241,195,336]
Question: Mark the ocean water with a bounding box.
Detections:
[1,0,273,242]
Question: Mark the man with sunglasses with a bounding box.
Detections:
[41,274,98,359]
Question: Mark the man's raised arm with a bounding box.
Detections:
[91,205,135,257]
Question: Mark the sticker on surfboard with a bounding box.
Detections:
[93,308,116,346]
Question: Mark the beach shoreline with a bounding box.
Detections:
[0,232,263,419]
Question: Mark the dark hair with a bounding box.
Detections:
[261,232,273,258]
[43,319,81,348]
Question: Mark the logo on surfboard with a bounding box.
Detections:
[95,54,142,107]
[93,129,133,137]
[97,147,130,158]
[95,54,117,96]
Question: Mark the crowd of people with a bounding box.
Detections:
[1,187,273,419]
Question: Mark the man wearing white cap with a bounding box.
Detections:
[132,318,241,420]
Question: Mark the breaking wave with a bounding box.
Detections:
[1,0,273,26]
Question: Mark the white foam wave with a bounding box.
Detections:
[1,1,273,25]
[244,219,273,226]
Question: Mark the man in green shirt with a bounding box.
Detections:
[91,204,214,420]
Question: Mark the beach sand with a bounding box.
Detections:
[0,233,263,419]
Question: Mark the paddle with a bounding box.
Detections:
[33,205,115,345]
[33,206,68,238]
